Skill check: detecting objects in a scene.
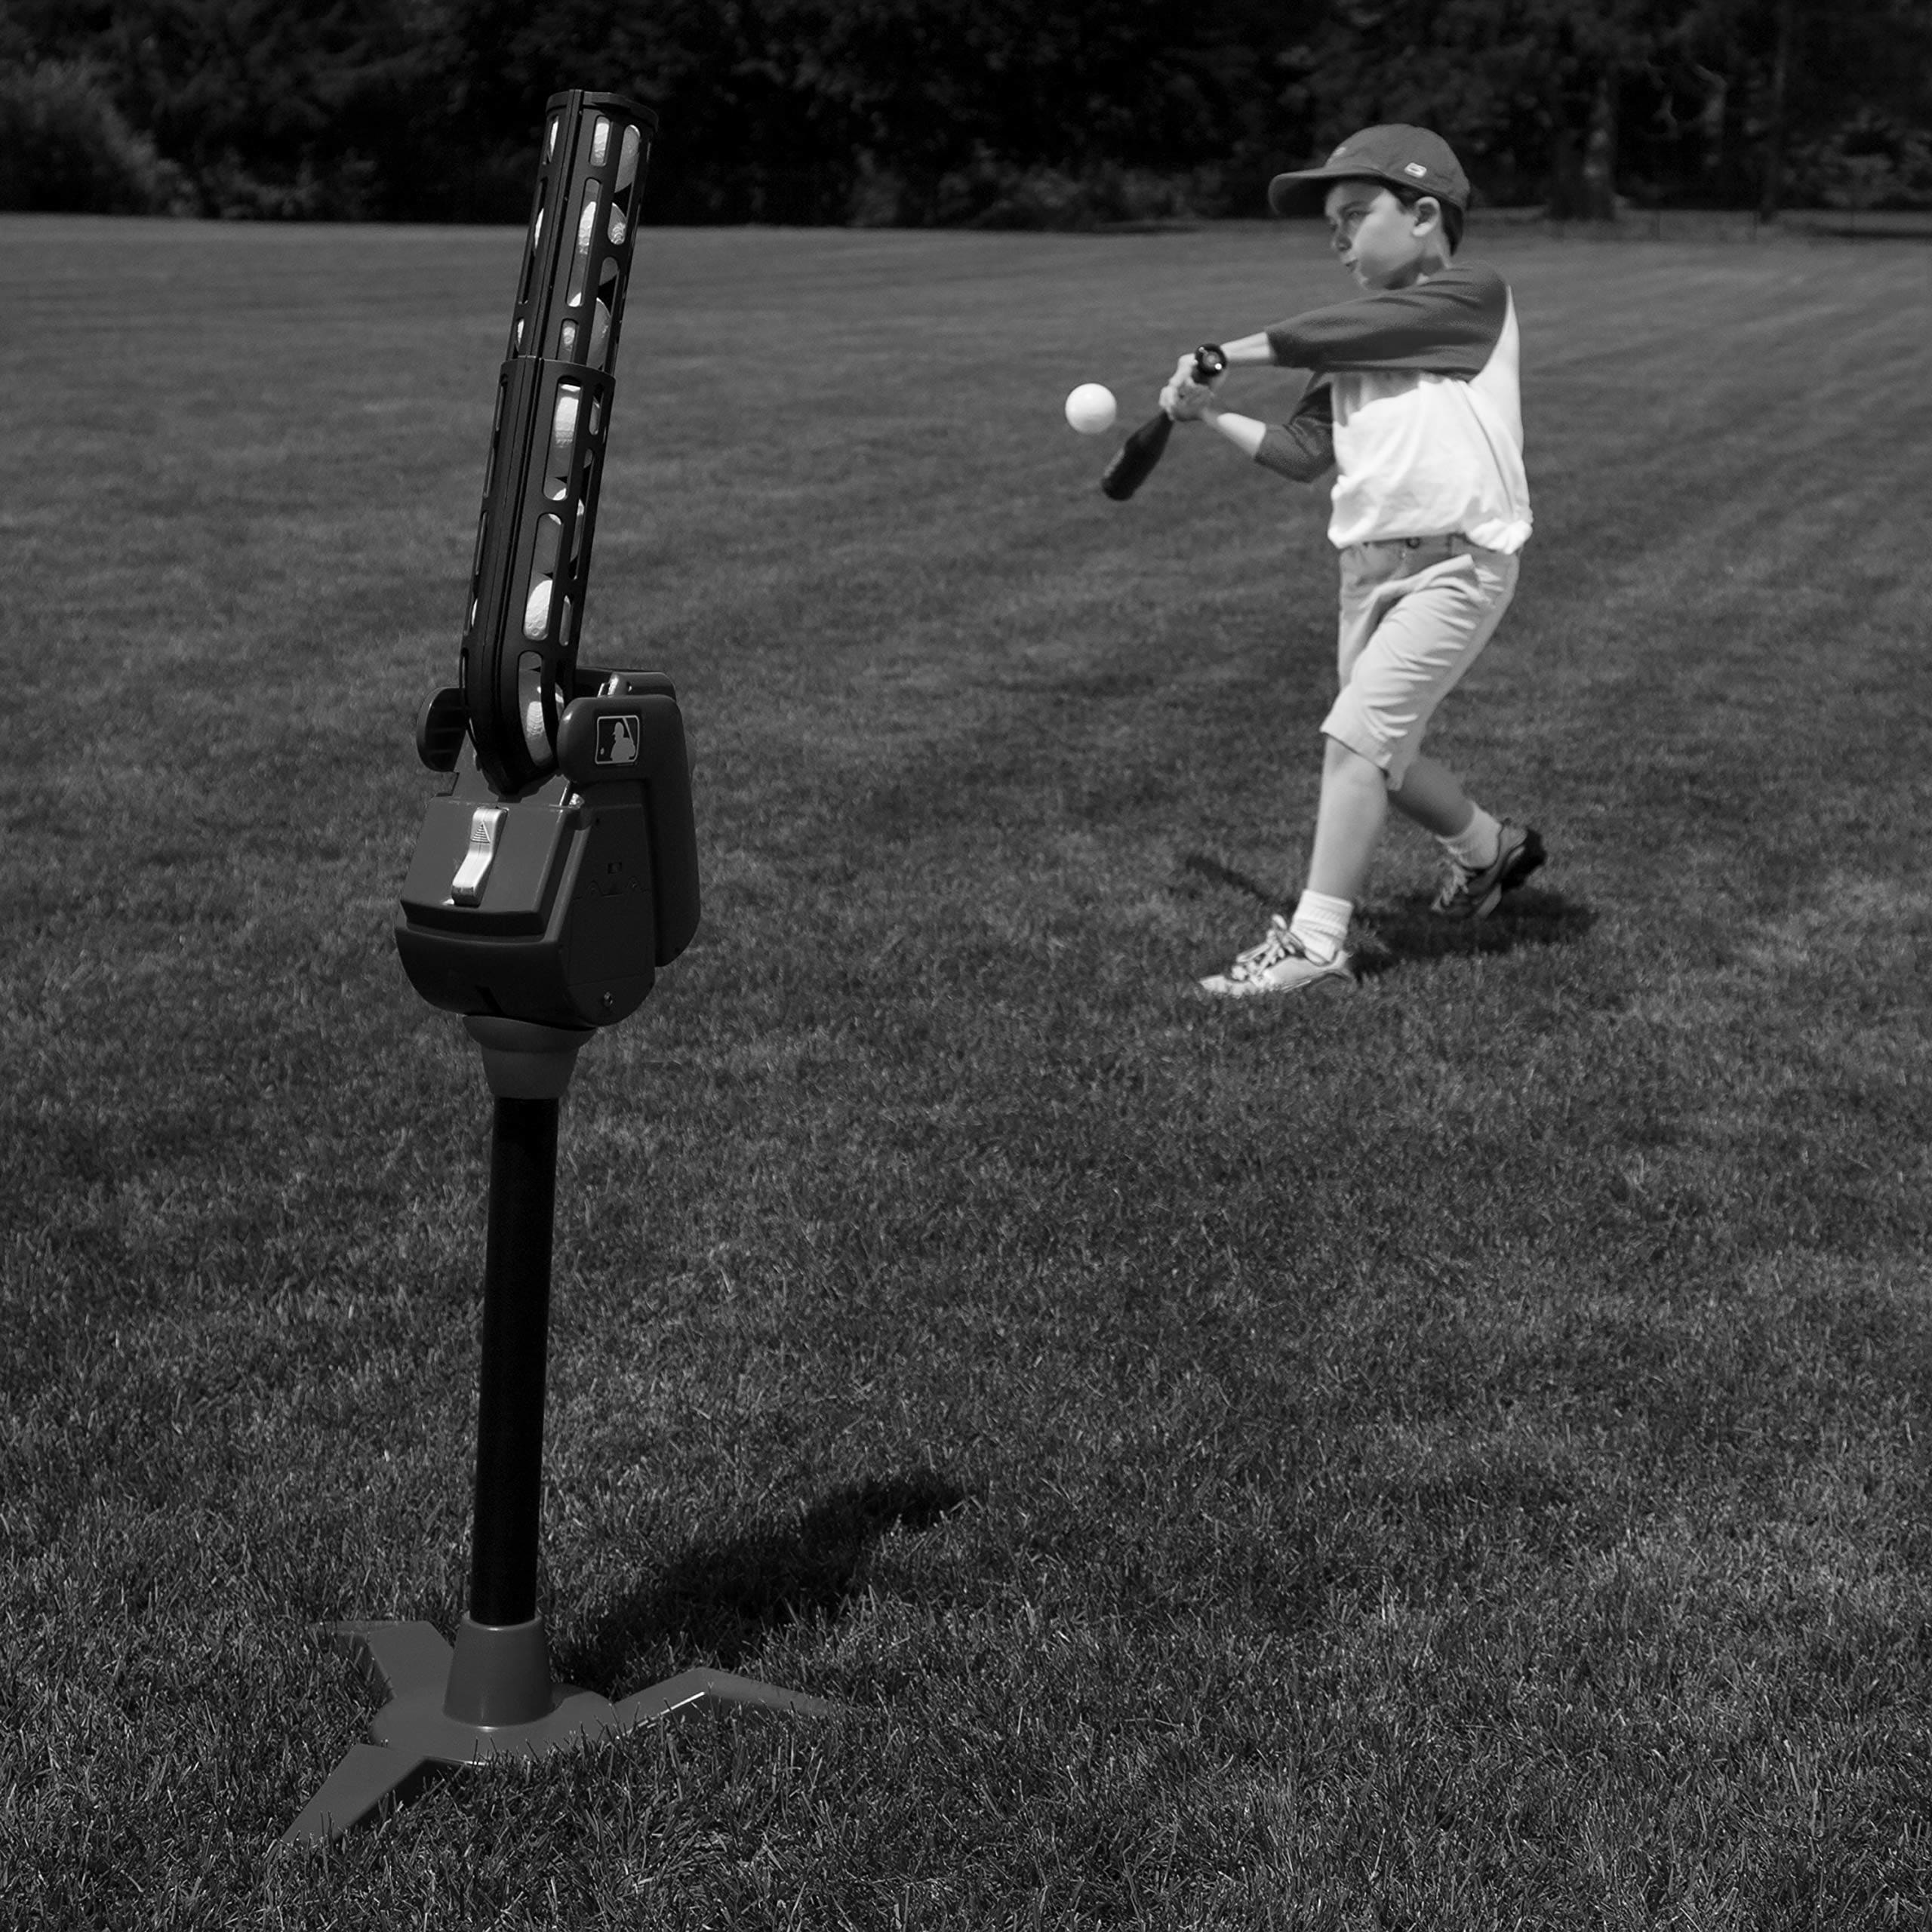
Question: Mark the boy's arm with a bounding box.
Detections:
[1220,262,1509,379]
[1250,380,1334,481]
[1177,378,1334,484]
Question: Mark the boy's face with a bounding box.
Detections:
[1323,181,1443,290]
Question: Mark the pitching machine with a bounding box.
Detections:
[281,90,835,1850]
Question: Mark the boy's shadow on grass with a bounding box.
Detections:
[559,1467,971,1681]
[1355,885,1594,976]
[1179,854,1594,975]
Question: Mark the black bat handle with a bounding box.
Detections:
[1100,414,1171,500]
[1100,343,1226,501]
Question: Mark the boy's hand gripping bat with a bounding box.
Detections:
[1100,344,1228,501]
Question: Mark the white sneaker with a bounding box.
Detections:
[1198,916,1358,998]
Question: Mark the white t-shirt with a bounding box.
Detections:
[1254,260,1533,554]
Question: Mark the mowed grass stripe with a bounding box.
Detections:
[2,215,1929,1925]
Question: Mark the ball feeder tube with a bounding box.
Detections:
[280,89,838,1851]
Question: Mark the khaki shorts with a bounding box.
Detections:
[1322,534,1520,789]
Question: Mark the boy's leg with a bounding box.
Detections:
[1391,752,1542,912]
[1289,739,1509,957]
[1306,735,1390,901]
[1291,545,1512,958]
[1389,753,1475,838]
[1201,539,1524,996]
[1221,733,1387,978]
[1211,737,1411,988]
[1336,546,1542,918]
[1281,735,1386,965]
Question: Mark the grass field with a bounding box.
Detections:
[2,209,1930,1928]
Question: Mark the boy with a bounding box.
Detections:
[1159,125,1542,997]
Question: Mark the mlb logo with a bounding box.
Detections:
[1404,162,1429,177]
[595,713,641,765]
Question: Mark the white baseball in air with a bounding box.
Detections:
[1065,383,1118,435]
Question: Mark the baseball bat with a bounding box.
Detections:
[1100,344,1227,501]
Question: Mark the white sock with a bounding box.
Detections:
[1288,890,1352,963]
[1441,807,1501,871]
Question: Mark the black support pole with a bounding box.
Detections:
[280,1017,840,1850]
[469,1094,559,1628]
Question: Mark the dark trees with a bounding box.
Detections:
[0,0,1924,220]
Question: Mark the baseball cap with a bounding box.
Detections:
[1269,125,1470,216]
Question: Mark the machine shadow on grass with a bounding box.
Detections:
[1177,853,1593,974]
[558,1469,971,1681]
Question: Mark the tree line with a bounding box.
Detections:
[1,0,1927,225]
